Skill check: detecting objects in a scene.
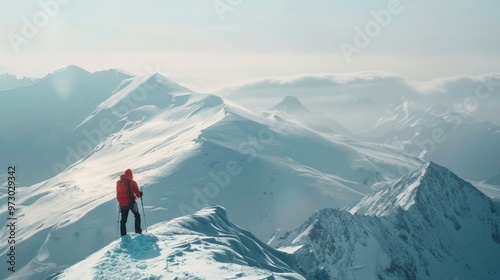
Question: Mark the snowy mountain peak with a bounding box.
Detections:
[90,73,192,113]
[270,95,310,114]
[349,161,492,217]
[146,72,189,92]
[269,162,500,280]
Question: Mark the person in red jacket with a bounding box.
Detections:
[116,169,143,236]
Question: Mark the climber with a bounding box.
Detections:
[116,169,143,236]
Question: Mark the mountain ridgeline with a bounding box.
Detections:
[56,163,500,279]
[0,67,498,279]
[269,162,500,279]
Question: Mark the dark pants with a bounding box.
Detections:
[120,201,142,236]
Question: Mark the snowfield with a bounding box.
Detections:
[55,206,305,280]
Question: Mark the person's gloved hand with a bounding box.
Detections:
[140,191,143,197]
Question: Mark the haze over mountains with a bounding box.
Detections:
[1,66,499,279]
[0,66,131,184]
[220,72,500,132]
[0,74,38,91]
[365,104,500,182]
[220,71,500,183]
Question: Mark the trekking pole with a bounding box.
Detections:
[140,190,148,233]
[116,205,120,239]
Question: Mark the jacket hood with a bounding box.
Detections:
[120,169,133,180]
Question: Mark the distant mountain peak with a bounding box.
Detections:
[36,65,91,88]
[51,65,90,76]
[349,161,490,217]
[266,95,356,137]
[270,95,310,114]
[422,160,441,173]
[282,95,301,104]
[145,72,190,92]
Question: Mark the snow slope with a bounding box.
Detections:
[66,73,423,238]
[0,72,424,280]
[55,163,500,280]
[0,65,131,184]
[269,162,500,279]
[54,206,305,280]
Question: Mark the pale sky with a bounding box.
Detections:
[1,0,499,89]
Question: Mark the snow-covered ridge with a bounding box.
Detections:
[81,73,194,125]
[3,67,498,279]
[349,161,494,217]
[56,162,500,279]
[0,66,132,185]
[97,73,189,110]
[56,206,305,280]
[56,163,500,280]
[0,72,420,279]
[270,162,500,279]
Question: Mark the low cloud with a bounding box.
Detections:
[219,71,422,104]
[217,71,500,131]
[412,73,500,96]
[220,71,500,103]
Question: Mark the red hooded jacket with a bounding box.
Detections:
[116,169,142,206]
